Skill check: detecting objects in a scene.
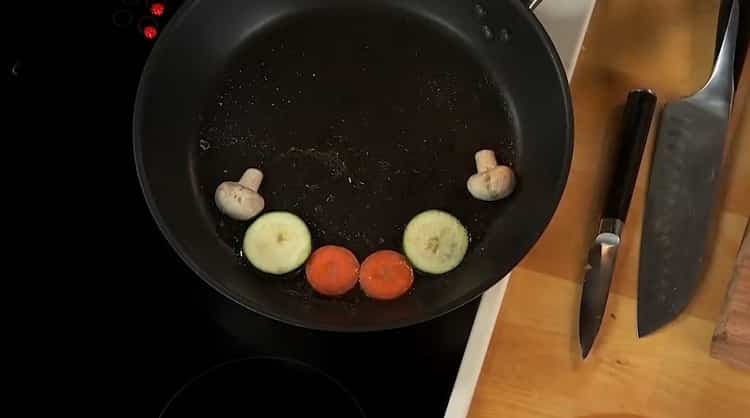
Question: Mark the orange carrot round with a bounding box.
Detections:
[305,245,360,296]
[359,250,414,300]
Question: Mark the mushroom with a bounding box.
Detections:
[466,150,516,201]
[214,168,265,220]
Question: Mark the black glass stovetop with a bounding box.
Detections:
[85,1,484,417]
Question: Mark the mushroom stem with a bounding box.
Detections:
[238,168,263,191]
[475,150,498,173]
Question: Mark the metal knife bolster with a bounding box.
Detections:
[595,218,624,247]
[584,217,624,295]
[586,218,623,280]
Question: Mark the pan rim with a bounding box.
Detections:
[132,0,574,332]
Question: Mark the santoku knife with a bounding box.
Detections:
[637,0,739,338]
[579,89,657,358]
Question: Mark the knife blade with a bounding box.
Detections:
[637,0,739,338]
[579,89,657,358]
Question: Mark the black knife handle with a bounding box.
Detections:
[603,89,658,222]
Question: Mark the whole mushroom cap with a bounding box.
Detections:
[466,149,516,201]
[467,166,515,201]
[214,168,265,220]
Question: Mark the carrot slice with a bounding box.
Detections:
[359,250,414,300]
[305,245,360,296]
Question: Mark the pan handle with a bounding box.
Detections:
[522,0,544,10]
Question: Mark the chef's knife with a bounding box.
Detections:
[638,0,740,338]
[579,89,658,358]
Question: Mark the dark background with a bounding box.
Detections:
[2,0,748,415]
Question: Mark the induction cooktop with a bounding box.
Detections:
[108,4,480,417]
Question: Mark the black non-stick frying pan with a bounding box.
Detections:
[134,0,572,331]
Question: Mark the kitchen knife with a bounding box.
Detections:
[638,0,740,338]
[579,89,658,359]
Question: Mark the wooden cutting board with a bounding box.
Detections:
[468,1,750,417]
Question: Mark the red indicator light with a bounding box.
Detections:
[143,25,158,40]
[150,2,165,16]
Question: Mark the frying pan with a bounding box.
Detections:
[134,0,573,331]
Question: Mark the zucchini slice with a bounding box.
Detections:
[403,210,469,274]
[243,211,312,275]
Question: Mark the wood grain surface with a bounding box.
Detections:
[468,1,750,417]
[712,223,750,370]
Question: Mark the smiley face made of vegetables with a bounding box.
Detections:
[215,149,513,300]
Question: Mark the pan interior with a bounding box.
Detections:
[196,7,517,294]
[135,0,574,331]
